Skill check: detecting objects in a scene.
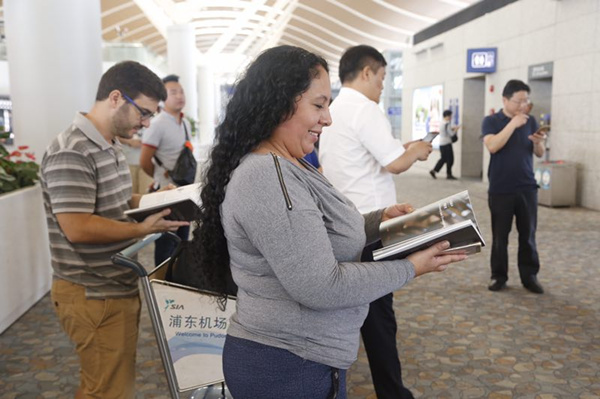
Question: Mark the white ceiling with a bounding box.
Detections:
[99,0,480,76]
[0,0,481,76]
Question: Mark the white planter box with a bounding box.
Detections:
[0,184,52,334]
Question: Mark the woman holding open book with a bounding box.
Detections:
[191,45,467,399]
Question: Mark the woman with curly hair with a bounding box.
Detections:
[191,45,466,398]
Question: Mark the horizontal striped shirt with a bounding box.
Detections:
[41,113,138,299]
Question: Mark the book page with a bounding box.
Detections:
[373,219,484,261]
[380,190,478,247]
[139,182,202,209]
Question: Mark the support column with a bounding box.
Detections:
[4,0,103,160]
[167,24,198,122]
[198,64,216,144]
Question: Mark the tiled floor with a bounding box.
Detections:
[1,168,599,398]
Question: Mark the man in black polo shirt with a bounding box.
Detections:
[481,79,547,294]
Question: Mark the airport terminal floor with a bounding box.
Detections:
[1,167,599,398]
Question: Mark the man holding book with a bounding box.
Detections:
[482,79,546,294]
[140,74,194,265]
[320,45,432,399]
[40,61,188,398]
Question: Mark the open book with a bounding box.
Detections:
[125,183,202,222]
[373,190,485,261]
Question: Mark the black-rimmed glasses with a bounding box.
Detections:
[122,93,155,121]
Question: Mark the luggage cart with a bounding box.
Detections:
[112,233,235,399]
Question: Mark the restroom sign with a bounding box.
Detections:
[467,48,497,73]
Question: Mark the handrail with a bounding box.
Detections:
[111,232,181,277]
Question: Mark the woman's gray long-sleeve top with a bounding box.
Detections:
[222,153,415,369]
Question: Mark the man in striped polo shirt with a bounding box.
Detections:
[40,61,189,398]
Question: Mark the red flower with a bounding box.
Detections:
[9,150,22,158]
[25,152,36,161]
[18,145,29,151]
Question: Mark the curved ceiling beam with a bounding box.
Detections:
[285,24,345,53]
[280,32,339,61]
[279,38,339,72]
[102,13,146,35]
[290,14,358,47]
[101,1,136,18]
[296,3,407,48]
[133,0,173,37]
[137,30,163,44]
[254,0,299,54]
[235,0,288,55]
[372,0,438,24]
[195,27,258,36]
[326,0,415,35]
[206,0,269,55]
[439,0,471,7]
[192,18,273,31]
[185,5,283,19]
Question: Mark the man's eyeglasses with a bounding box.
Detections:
[509,98,531,106]
[122,93,155,121]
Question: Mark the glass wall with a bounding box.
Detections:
[382,50,402,139]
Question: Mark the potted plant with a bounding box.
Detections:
[0,131,40,194]
[0,130,50,334]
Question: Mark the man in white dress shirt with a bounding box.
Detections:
[320,45,431,399]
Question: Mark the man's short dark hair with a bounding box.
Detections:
[502,79,530,99]
[443,110,452,118]
[338,45,387,84]
[96,61,167,102]
[162,74,180,84]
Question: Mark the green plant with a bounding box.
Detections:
[0,132,40,194]
[185,116,198,137]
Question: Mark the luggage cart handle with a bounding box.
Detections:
[112,232,180,277]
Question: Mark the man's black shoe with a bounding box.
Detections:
[523,276,544,294]
[447,175,458,180]
[488,279,507,291]
[429,170,437,179]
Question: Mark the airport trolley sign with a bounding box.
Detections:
[466,48,497,73]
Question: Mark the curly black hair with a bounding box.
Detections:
[190,45,329,304]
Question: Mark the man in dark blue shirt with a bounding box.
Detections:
[481,79,547,294]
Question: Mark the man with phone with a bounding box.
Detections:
[320,45,431,399]
[481,79,546,294]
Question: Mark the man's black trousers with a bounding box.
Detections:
[360,241,414,399]
[488,190,540,283]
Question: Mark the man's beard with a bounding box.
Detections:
[112,106,142,139]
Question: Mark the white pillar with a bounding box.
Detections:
[198,64,216,144]
[167,24,198,122]
[4,0,103,160]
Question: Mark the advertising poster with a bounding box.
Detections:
[412,85,443,141]
[151,281,236,391]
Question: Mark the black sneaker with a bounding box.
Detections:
[429,170,437,179]
[447,175,458,180]
[488,279,507,291]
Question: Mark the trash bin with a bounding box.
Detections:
[534,161,577,207]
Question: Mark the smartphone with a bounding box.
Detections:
[422,132,439,143]
[537,125,551,133]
